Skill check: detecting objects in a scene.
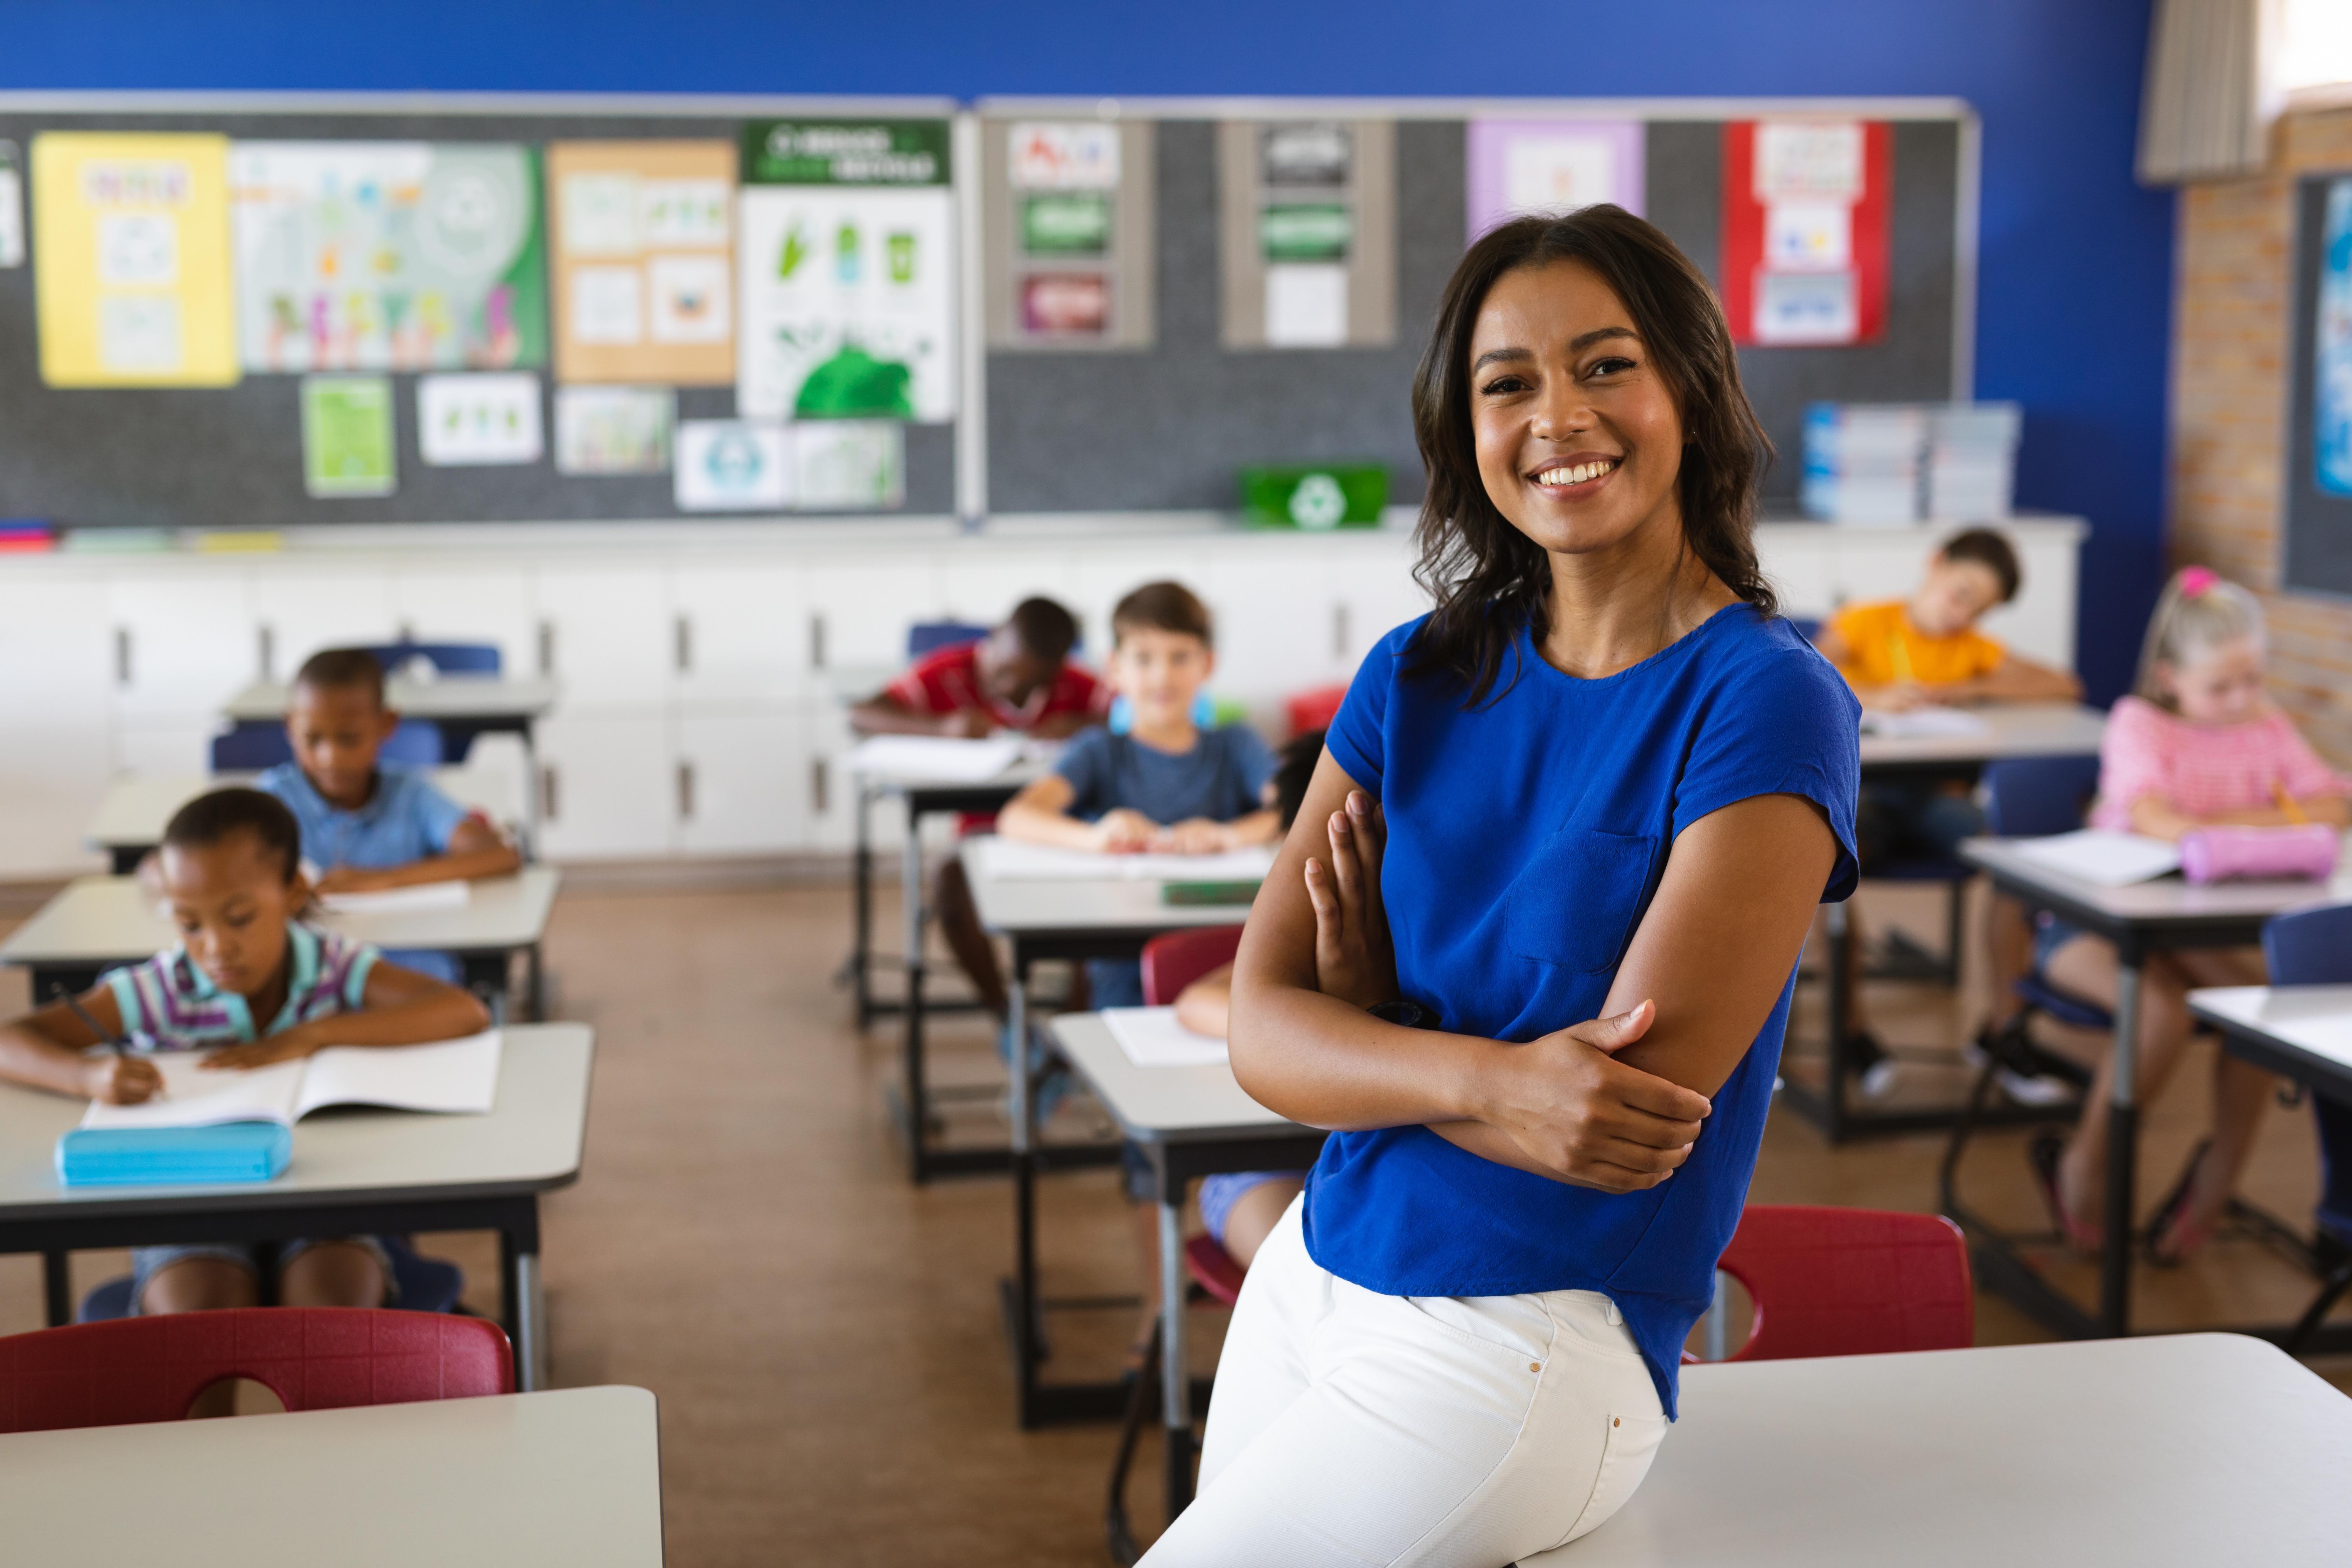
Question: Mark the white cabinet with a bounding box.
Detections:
[673,709,806,855]
[534,710,672,861]
[671,565,802,706]
[247,567,398,679]
[533,568,672,706]
[801,697,869,852]
[800,557,936,672]
[388,566,537,675]
[107,571,257,722]
[0,575,112,875]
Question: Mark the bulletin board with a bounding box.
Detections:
[0,94,961,532]
[2284,171,2352,598]
[973,97,1977,517]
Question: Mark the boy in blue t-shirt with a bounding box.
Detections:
[258,648,523,983]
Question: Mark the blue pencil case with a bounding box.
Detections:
[56,1123,293,1186]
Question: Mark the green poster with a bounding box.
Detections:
[302,375,397,497]
[741,120,952,187]
[1261,203,1353,262]
[1021,193,1111,255]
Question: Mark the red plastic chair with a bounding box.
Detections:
[0,1308,514,1433]
[1706,1204,1974,1362]
[1140,925,1246,1011]
[1286,685,1348,739]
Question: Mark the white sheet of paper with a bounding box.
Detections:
[974,837,1275,883]
[794,419,904,510]
[1265,263,1349,347]
[293,1029,501,1118]
[1859,706,1988,738]
[554,385,673,475]
[1754,270,1858,345]
[315,879,471,915]
[2010,829,2184,888]
[1102,1006,1230,1069]
[416,373,544,466]
[571,264,645,344]
[80,1055,307,1130]
[0,165,23,268]
[847,735,1022,783]
[646,252,730,343]
[674,419,791,512]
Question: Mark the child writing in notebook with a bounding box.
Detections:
[1812,528,2082,1089]
[0,788,489,1329]
[2035,568,2350,1260]
[257,647,522,986]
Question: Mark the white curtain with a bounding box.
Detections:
[2138,0,2288,183]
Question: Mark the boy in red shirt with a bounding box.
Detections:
[851,597,1108,1015]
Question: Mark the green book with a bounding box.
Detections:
[1163,880,1261,906]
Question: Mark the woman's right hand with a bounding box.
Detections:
[1465,1000,1713,1193]
[1303,789,1397,1009]
[85,1054,162,1105]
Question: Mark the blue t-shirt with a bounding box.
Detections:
[1053,724,1278,826]
[257,761,471,986]
[1312,604,1860,1417]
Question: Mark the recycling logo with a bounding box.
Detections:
[1289,472,1348,530]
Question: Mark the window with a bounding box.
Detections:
[2280,0,2352,96]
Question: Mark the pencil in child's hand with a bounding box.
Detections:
[2275,780,2311,826]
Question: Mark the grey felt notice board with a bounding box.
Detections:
[0,95,959,532]
[979,100,1974,517]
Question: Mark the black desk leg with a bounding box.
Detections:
[498,1204,546,1393]
[854,784,876,1029]
[2099,957,2144,1337]
[902,805,930,1184]
[525,943,546,1022]
[1158,1178,1196,1519]
[42,1251,71,1326]
[1821,900,1851,1141]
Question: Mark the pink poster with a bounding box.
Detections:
[1465,120,1645,241]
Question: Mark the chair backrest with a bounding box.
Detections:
[2263,903,2352,986]
[360,641,502,677]
[210,719,443,772]
[1713,1204,1973,1362]
[0,1308,512,1433]
[907,621,990,659]
[1140,925,1247,1007]
[1982,754,2104,838]
[1285,684,1348,740]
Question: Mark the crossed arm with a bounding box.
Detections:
[1228,751,1839,1192]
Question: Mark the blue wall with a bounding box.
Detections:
[6,0,2174,701]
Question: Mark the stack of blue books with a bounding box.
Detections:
[56,1124,293,1186]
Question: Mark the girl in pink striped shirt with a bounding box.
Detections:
[2038,568,2352,1260]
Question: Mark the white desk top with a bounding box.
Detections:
[85,763,526,851]
[0,867,561,967]
[0,1383,660,1567]
[1524,1335,2352,1567]
[224,675,560,724]
[1960,833,2352,926]
[1854,700,2106,767]
[2188,985,2352,1067]
[960,836,1262,938]
[0,1022,592,1218]
[1050,1012,1297,1142]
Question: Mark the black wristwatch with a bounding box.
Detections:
[1367,999,1438,1030]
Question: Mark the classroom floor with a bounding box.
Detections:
[2,875,2348,1565]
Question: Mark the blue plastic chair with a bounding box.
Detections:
[360,641,501,677]
[906,621,990,660]
[76,1235,466,1322]
[2264,903,2352,1351]
[210,718,443,774]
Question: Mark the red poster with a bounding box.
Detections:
[1721,120,1890,347]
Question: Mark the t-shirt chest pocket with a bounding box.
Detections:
[1504,826,1660,974]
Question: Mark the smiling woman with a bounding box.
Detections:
[1140,211,1862,1566]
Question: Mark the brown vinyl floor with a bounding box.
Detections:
[2,876,2347,1564]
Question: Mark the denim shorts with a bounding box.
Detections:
[129,1236,397,1313]
[2032,914,2091,974]
[1199,1172,1303,1244]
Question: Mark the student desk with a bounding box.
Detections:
[0,1383,660,1565]
[1950,834,2351,1342]
[2190,983,2352,1103]
[83,762,528,874]
[960,838,1254,1429]
[0,1022,593,1393]
[225,674,559,847]
[1796,701,2109,1144]
[848,753,1044,1182]
[1517,1335,2352,1567]
[1051,1010,1328,1520]
[0,867,562,1022]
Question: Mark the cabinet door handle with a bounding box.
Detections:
[674,615,692,674]
[1332,603,1350,660]
[810,757,829,816]
[540,764,560,824]
[809,612,827,671]
[257,624,274,682]
[677,761,696,821]
[114,628,131,687]
[538,620,556,677]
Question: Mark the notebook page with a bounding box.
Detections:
[292,1029,503,1119]
[1102,1007,1231,1068]
[975,838,1275,882]
[2010,830,2183,887]
[847,735,1023,783]
[314,880,471,916]
[1859,706,1988,738]
[78,1054,306,1130]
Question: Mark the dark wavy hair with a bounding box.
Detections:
[1407,206,1776,705]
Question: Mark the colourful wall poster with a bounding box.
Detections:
[32,132,238,387]
[795,420,903,510]
[548,140,734,387]
[555,385,673,475]
[229,142,546,373]
[418,372,543,466]
[2318,177,2352,498]
[674,419,791,511]
[1464,120,1644,239]
[301,375,396,497]
[1721,121,1891,348]
[737,118,955,423]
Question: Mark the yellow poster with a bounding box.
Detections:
[33,132,238,387]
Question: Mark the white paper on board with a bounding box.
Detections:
[0,164,22,267]
[561,172,640,255]
[1765,199,1853,271]
[1264,263,1349,347]
[1504,135,1620,215]
[793,420,904,510]
[98,296,183,372]
[572,264,644,344]
[1754,121,1865,202]
[647,252,730,343]
[555,385,674,475]
[417,372,544,466]
[1753,270,1858,345]
[1008,122,1121,190]
[674,419,791,511]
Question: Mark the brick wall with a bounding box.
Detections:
[2171,107,2352,769]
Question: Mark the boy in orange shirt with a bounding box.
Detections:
[1812,528,2081,1091]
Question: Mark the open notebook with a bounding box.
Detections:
[313,879,471,916]
[2008,830,2183,888]
[57,1029,502,1186]
[846,735,1025,783]
[973,836,1276,883]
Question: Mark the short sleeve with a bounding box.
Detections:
[2092,698,2171,830]
[1326,619,1419,797]
[1053,727,1114,819]
[406,775,470,854]
[1673,644,1863,902]
[341,939,382,1009]
[2271,715,2352,801]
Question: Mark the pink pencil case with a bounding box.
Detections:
[2177,824,2339,884]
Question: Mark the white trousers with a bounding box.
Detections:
[1140,1196,1668,1568]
